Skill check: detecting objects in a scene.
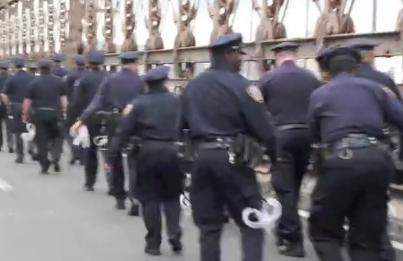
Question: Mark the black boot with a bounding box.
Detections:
[84,185,94,191]
[8,147,14,153]
[168,237,183,253]
[145,245,161,256]
[115,198,126,210]
[278,240,306,258]
[54,162,61,172]
[128,203,140,216]
[41,160,50,174]
[15,156,23,164]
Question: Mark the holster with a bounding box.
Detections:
[230,134,265,169]
[125,136,143,157]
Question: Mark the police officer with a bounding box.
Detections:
[71,50,108,190]
[0,61,12,152]
[109,66,183,256]
[2,57,35,163]
[28,63,39,76]
[307,46,403,261]
[52,53,69,78]
[344,38,401,99]
[71,51,144,210]
[345,38,400,261]
[259,42,320,257]
[180,33,276,261]
[22,60,67,174]
[316,47,334,83]
[65,55,87,165]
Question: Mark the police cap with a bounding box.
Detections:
[14,56,26,67]
[119,51,143,64]
[316,47,335,70]
[38,59,53,69]
[0,61,10,70]
[87,50,106,65]
[271,42,300,53]
[343,38,378,50]
[52,53,66,63]
[142,65,170,82]
[209,33,247,54]
[75,55,86,66]
[324,46,361,68]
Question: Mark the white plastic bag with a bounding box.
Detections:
[72,125,90,148]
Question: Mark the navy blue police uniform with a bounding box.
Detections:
[109,66,183,256]
[307,47,403,261]
[2,57,35,163]
[344,37,398,261]
[0,61,12,152]
[259,42,320,257]
[64,55,87,165]
[344,38,401,99]
[52,53,69,78]
[181,33,276,261]
[71,51,108,190]
[25,60,67,174]
[78,51,144,208]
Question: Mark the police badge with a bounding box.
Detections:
[246,84,264,103]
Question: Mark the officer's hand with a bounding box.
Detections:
[104,162,112,174]
[70,120,82,136]
[22,114,29,124]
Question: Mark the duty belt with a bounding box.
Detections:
[323,134,386,160]
[277,124,308,131]
[196,137,234,150]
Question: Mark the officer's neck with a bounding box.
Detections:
[211,58,237,72]
[147,82,167,93]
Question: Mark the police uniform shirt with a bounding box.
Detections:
[182,67,275,145]
[259,61,321,126]
[0,73,9,92]
[80,68,144,123]
[109,86,180,163]
[65,68,87,100]
[308,73,403,144]
[26,74,67,110]
[52,66,69,78]
[72,69,107,117]
[356,63,402,100]
[2,70,35,103]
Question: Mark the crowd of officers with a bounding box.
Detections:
[0,32,401,261]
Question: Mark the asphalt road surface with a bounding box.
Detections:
[0,151,402,261]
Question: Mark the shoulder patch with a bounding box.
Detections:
[246,84,264,103]
[382,86,397,99]
[122,104,134,116]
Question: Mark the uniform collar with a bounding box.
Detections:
[334,72,353,80]
[280,60,296,67]
[210,57,237,72]
[359,63,373,70]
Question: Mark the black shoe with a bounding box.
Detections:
[69,158,76,165]
[278,241,306,258]
[169,238,183,253]
[41,162,50,174]
[145,246,161,256]
[128,203,140,216]
[8,148,14,153]
[31,154,39,161]
[115,199,126,210]
[84,186,94,191]
[107,189,114,196]
[15,157,23,164]
[54,163,61,173]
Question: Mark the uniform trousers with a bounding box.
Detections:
[309,145,393,261]
[271,128,311,243]
[191,149,264,261]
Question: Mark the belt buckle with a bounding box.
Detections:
[338,141,353,160]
